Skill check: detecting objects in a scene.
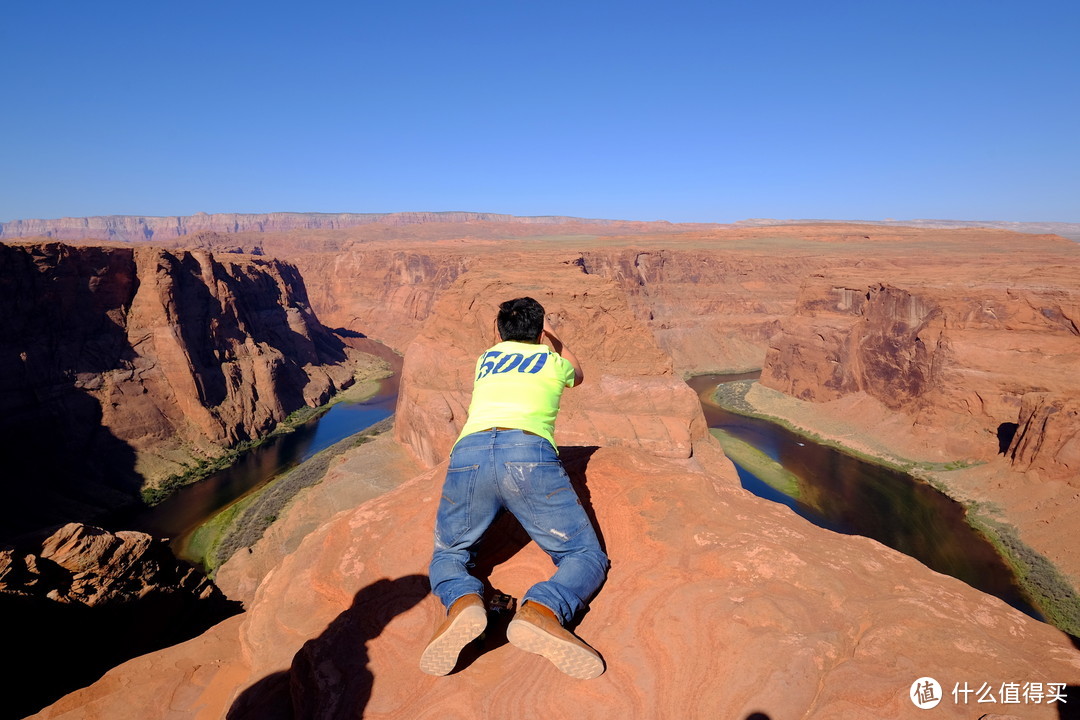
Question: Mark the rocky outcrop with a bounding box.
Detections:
[0,242,361,538]
[394,253,707,467]
[28,440,1080,720]
[761,273,1080,461]
[1008,392,1080,483]
[1,523,237,718]
[0,523,222,605]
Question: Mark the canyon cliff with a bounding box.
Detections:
[761,268,1080,470]
[9,214,1080,717]
[755,253,1080,590]
[0,242,363,538]
[28,251,1080,720]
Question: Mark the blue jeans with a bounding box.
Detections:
[429,429,608,624]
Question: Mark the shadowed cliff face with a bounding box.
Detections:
[0,523,240,719]
[0,242,360,538]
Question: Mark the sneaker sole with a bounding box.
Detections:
[506,618,605,679]
[419,605,488,676]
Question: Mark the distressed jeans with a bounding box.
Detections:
[429,429,608,624]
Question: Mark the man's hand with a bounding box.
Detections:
[541,315,584,387]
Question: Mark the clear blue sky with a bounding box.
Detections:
[2,1,1078,224]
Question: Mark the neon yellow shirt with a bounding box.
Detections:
[455,340,576,451]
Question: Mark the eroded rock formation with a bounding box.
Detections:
[0,523,237,718]
[0,522,221,605]
[0,242,362,538]
[762,272,1080,464]
[394,252,706,467]
[1008,392,1080,484]
[28,254,1080,720]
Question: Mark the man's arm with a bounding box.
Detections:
[541,320,584,387]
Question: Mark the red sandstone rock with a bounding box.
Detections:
[761,272,1080,462]
[1,523,236,718]
[1009,392,1080,484]
[0,241,365,537]
[0,523,220,606]
[393,253,706,467]
[26,248,1080,719]
[11,219,1080,718]
[28,444,1080,720]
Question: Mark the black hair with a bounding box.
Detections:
[497,297,545,342]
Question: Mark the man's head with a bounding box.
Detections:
[497,297,545,342]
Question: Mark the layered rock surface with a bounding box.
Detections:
[1008,392,1080,482]
[394,252,706,467]
[0,242,362,538]
[753,257,1080,595]
[762,270,1080,466]
[1,523,237,718]
[31,257,1080,720]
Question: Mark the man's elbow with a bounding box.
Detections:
[574,369,585,387]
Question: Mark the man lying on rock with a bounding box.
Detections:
[421,296,609,680]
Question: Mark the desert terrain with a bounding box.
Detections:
[1,212,1078,718]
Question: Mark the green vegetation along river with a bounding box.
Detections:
[687,372,1041,622]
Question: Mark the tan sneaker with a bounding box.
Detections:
[506,601,605,679]
[419,594,487,676]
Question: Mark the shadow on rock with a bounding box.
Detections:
[227,574,429,720]
[1061,685,1080,720]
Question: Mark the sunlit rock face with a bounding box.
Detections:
[1008,392,1080,484]
[27,443,1080,719]
[762,273,1080,462]
[393,252,708,468]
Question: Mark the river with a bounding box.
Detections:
[131,363,1039,621]
[687,373,1040,620]
[126,348,401,559]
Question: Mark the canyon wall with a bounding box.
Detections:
[29,250,1080,719]
[761,271,1080,478]
[574,248,811,372]
[0,242,361,538]
[283,243,826,374]
[287,247,474,351]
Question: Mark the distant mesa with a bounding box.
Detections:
[2,210,1078,243]
[0,211,631,244]
[734,216,1080,240]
